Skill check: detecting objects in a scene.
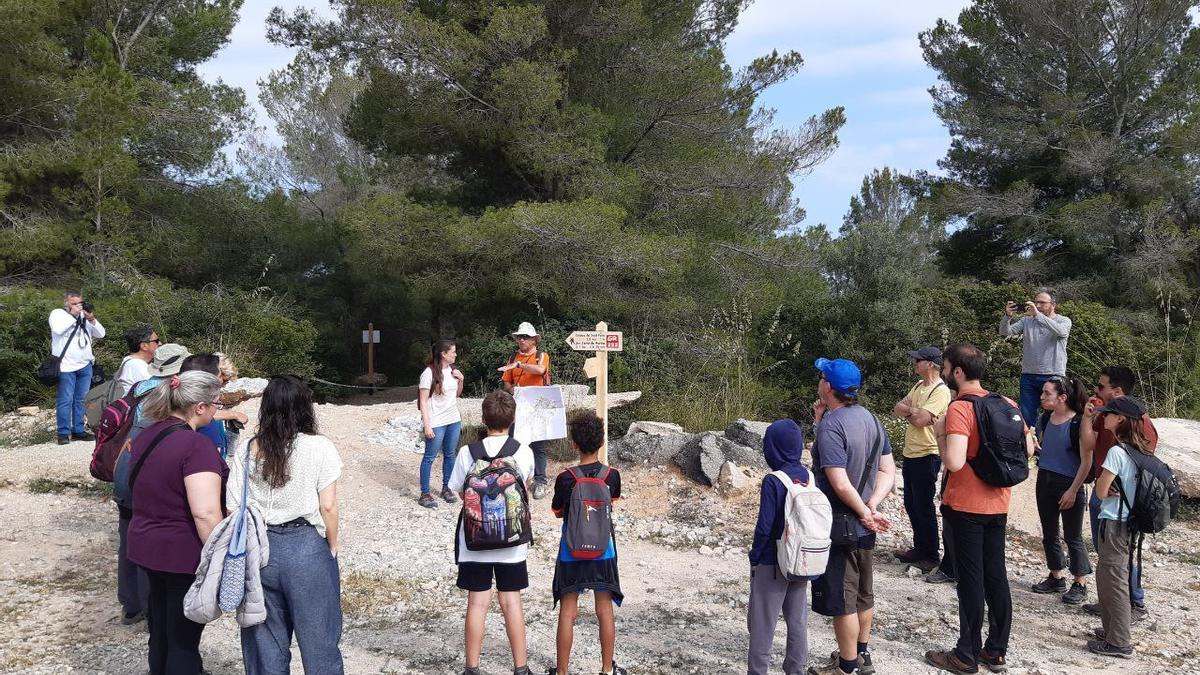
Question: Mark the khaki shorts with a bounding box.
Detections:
[811,545,874,617]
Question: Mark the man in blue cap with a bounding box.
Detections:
[808,358,896,675]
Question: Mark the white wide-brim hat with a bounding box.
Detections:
[511,321,539,337]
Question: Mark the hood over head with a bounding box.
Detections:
[763,418,805,471]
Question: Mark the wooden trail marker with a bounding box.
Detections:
[566,323,623,464]
[363,323,380,391]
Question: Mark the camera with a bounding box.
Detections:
[81,301,94,313]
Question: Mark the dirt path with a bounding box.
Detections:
[2,400,1199,674]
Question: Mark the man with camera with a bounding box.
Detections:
[48,291,106,444]
[1000,288,1072,425]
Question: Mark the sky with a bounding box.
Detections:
[198,0,971,231]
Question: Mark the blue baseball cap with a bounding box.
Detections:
[815,357,862,395]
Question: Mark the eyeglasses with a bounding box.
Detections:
[514,335,533,340]
[145,338,162,345]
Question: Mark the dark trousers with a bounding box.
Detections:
[946,508,1011,665]
[146,569,205,675]
[1035,469,1092,578]
[117,507,149,615]
[936,472,956,577]
[902,455,941,561]
[531,439,549,484]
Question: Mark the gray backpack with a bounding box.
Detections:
[564,466,614,559]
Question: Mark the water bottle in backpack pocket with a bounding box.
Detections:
[460,438,532,551]
[773,470,832,580]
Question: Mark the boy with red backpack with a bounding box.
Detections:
[447,390,535,675]
[548,411,625,675]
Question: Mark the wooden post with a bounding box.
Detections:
[596,321,609,464]
[366,322,375,393]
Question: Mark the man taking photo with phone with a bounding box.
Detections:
[1000,288,1071,425]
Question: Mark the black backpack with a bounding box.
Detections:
[1035,411,1090,483]
[962,393,1029,487]
[1113,442,1181,581]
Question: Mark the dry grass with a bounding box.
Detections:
[27,477,113,498]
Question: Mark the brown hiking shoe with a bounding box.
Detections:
[924,649,979,674]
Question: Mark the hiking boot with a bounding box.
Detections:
[896,548,921,563]
[513,667,533,675]
[924,649,979,674]
[418,493,438,508]
[1093,627,1106,640]
[532,481,548,499]
[1132,603,1148,622]
[1062,582,1087,605]
[1087,639,1132,658]
[912,558,939,573]
[57,435,70,445]
[441,486,458,503]
[1031,574,1068,594]
[462,668,481,675]
[1082,602,1102,616]
[926,568,956,584]
[71,431,95,441]
[809,651,871,674]
[601,663,629,675]
[120,610,145,625]
[977,649,1007,673]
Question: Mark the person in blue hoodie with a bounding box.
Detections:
[747,419,812,675]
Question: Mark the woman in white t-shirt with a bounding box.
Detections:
[418,339,464,508]
[228,375,344,674]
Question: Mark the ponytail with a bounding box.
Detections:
[1065,377,1088,415]
[142,371,221,422]
[427,340,455,396]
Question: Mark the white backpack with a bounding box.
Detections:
[772,470,832,580]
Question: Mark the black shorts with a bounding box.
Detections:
[456,561,529,592]
[811,543,875,617]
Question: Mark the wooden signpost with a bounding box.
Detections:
[362,323,380,391]
[566,322,623,464]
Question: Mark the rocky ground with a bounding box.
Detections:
[1,400,1199,674]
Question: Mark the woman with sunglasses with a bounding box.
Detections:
[126,371,227,675]
[1030,375,1094,605]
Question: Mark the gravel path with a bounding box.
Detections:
[2,400,1199,674]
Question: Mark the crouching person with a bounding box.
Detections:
[748,419,823,675]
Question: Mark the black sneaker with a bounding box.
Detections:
[120,610,145,625]
[602,663,629,675]
[896,548,921,563]
[462,668,481,675]
[1132,604,1148,622]
[926,568,956,584]
[1061,582,1087,605]
[1082,602,1102,616]
[977,649,1007,673]
[1031,574,1068,594]
[513,667,533,675]
[57,435,70,445]
[858,651,875,675]
[1087,639,1132,658]
[71,431,95,442]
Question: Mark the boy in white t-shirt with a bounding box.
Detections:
[447,390,535,675]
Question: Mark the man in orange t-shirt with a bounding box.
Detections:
[498,322,552,498]
[1081,365,1157,617]
[925,344,1035,675]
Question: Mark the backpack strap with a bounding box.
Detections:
[468,441,488,462]
[496,436,521,458]
[1035,410,1050,443]
[599,466,611,482]
[128,422,188,494]
[566,466,580,481]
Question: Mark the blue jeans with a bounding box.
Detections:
[902,455,942,561]
[241,524,344,675]
[55,363,92,436]
[420,421,462,494]
[1089,491,1144,607]
[1019,373,1052,427]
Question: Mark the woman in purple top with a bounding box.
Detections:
[126,371,227,675]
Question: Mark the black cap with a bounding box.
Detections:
[907,346,943,366]
[1093,395,1147,419]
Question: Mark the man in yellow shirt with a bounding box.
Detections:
[892,346,952,571]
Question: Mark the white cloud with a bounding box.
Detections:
[864,85,935,107]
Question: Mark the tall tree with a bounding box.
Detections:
[921,0,1200,302]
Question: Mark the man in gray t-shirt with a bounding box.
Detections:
[809,358,896,675]
[1000,288,1072,425]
